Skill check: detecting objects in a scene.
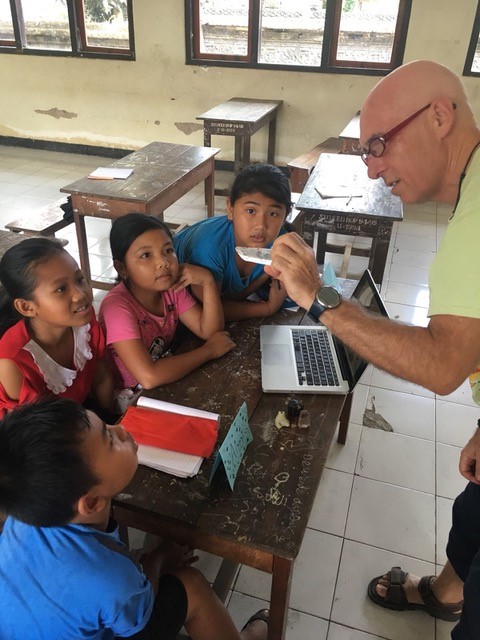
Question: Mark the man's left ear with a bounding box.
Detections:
[77,492,107,517]
[431,98,456,140]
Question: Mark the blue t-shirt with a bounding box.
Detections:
[174,215,266,295]
[0,517,153,640]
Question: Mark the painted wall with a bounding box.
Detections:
[0,0,478,164]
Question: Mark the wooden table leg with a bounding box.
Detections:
[337,391,353,444]
[243,135,251,168]
[204,129,212,205]
[205,158,215,218]
[73,210,91,283]
[268,556,293,640]
[234,136,243,173]
[369,221,393,286]
[212,559,239,603]
[267,118,277,165]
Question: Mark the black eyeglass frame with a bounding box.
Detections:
[360,102,456,165]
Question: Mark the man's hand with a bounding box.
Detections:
[459,428,480,484]
[264,232,321,311]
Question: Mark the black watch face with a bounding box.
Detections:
[318,287,341,308]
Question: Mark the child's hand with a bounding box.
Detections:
[172,264,215,291]
[204,330,236,359]
[266,278,288,315]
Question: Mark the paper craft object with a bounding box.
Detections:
[322,262,342,293]
[122,396,219,456]
[209,402,253,490]
[88,167,133,180]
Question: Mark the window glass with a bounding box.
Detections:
[198,0,249,56]
[336,0,400,64]
[0,0,15,41]
[83,0,130,49]
[259,0,324,67]
[22,0,71,51]
[472,36,480,73]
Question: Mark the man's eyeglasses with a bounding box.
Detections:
[360,103,432,166]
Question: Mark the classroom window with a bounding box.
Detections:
[464,1,480,76]
[0,0,134,59]
[186,0,412,75]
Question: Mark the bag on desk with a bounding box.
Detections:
[121,402,219,458]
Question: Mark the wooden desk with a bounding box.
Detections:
[296,153,403,285]
[339,111,360,154]
[60,142,219,290]
[197,97,283,195]
[112,309,352,640]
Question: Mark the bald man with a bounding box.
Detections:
[267,60,480,639]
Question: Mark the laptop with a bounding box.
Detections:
[260,269,389,394]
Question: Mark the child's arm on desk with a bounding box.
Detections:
[91,358,115,413]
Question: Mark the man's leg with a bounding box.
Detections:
[374,560,463,608]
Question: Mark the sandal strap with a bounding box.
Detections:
[385,566,409,606]
[418,576,463,614]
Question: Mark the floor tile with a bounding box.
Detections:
[326,422,362,474]
[350,384,370,425]
[435,399,478,447]
[235,529,343,619]
[365,387,435,440]
[391,247,435,269]
[439,377,477,407]
[436,618,457,640]
[436,443,467,500]
[370,367,434,398]
[436,496,453,566]
[385,301,429,326]
[332,540,435,639]
[394,233,436,252]
[396,220,436,239]
[388,263,429,286]
[308,468,353,536]
[345,477,435,561]
[384,281,430,308]
[356,429,435,493]
[327,623,385,640]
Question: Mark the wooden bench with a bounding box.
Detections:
[287,137,343,193]
[6,198,73,238]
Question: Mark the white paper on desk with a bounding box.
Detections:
[137,443,203,478]
[137,395,219,421]
[88,167,133,180]
[315,186,363,199]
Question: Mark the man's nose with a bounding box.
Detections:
[366,155,385,180]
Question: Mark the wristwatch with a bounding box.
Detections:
[307,286,342,321]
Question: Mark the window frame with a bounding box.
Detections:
[185,0,412,76]
[0,0,135,60]
[463,0,480,77]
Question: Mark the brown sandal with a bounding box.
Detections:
[367,566,462,622]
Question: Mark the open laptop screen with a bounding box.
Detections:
[335,270,390,390]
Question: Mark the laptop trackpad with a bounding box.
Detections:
[263,344,292,366]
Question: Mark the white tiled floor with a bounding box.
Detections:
[0,144,472,639]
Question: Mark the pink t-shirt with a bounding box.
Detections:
[99,282,196,389]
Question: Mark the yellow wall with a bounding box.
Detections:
[0,0,479,164]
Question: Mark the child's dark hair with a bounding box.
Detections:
[229,163,292,214]
[110,213,173,263]
[0,237,66,337]
[0,398,98,527]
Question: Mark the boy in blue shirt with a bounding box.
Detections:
[174,163,292,321]
[0,398,267,640]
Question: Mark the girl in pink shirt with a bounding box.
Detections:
[99,213,235,392]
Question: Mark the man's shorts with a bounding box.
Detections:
[446,481,480,583]
[127,574,188,640]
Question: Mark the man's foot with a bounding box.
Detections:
[368,566,463,622]
[240,609,269,640]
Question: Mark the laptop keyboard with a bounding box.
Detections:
[292,329,339,387]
